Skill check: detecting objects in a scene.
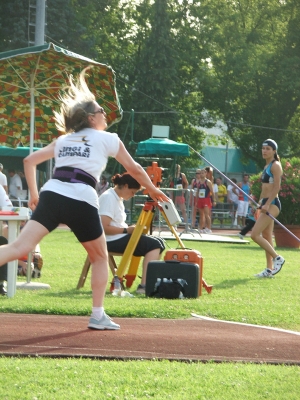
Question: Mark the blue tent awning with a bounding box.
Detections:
[0,146,41,157]
[136,138,190,157]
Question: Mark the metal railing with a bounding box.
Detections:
[125,190,236,230]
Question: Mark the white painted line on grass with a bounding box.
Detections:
[191,313,300,336]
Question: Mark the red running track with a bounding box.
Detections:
[1,313,299,364]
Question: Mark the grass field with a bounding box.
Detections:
[0,229,299,399]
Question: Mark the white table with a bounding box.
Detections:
[0,208,30,298]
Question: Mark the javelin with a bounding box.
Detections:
[189,145,300,242]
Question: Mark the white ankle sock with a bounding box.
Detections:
[92,307,104,319]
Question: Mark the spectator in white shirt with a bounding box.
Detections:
[8,169,22,198]
[96,176,109,197]
[227,178,239,226]
[0,186,13,296]
[0,163,8,194]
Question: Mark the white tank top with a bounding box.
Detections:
[41,128,120,208]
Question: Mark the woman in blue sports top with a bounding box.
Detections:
[0,67,169,330]
[251,139,285,278]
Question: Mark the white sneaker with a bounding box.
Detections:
[136,284,146,295]
[238,233,244,240]
[88,313,120,330]
[204,228,213,234]
[272,255,285,275]
[121,290,134,298]
[254,268,273,278]
[112,288,122,297]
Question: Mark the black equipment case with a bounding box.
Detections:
[145,260,200,298]
[164,249,203,296]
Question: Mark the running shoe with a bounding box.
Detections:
[272,255,285,275]
[254,268,273,278]
[204,228,213,234]
[238,233,244,240]
[136,284,146,294]
[88,313,120,330]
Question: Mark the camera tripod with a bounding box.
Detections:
[116,199,212,294]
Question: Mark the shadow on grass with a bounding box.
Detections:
[213,278,252,290]
[3,327,88,348]
[34,287,137,300]
[218,244,263,251]
[34,288,93,299]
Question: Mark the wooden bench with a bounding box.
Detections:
[211,210,230,219]
[76,252,123,289]
[211,203,233,226]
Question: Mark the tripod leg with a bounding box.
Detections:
[125,256,141,288]
[116,207,154,279]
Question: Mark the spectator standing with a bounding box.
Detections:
[0,186,13,295]
[205,166,214,183]
[227,178,239,226]
[237,174,250,228]
[18,171,28,191]
[169,164,188,223]
[191,168,215,233]
[190,169,201,228]
[205,167,216,225]
[96,176,109,197]
[215,177,227,203]
[0,163,8,193]
[215,177,227,227]
[8,169,22,198]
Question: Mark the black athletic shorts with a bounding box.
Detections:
[31,191,102,243]
[107,234,165,257]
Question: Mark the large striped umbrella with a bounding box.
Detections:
[0,42,122,151]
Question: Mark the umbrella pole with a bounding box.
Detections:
[30,75,35,154]
[25,75,35,288]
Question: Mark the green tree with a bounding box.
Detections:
[0,0,29,51]
[129,1,205,167]
[132,0,179,141]
[0,0,90,54]
[11,0,300,173]
[190,0,300,166]
[45,0,91,54]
